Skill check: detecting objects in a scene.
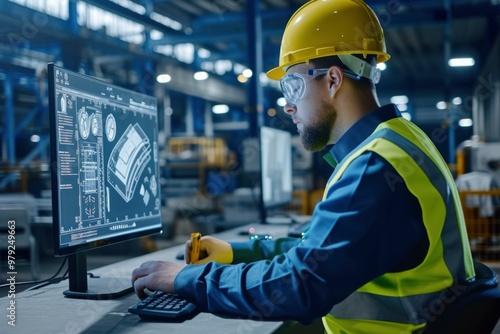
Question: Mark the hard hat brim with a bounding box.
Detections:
[266,66,287,81]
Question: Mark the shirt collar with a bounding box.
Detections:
[323,104,401,167]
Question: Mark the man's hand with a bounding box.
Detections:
[131,260,184,299]
[185,235,233,264]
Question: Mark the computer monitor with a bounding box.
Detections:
[48,63,162,299]
[258,126,293,224]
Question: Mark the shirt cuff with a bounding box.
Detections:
[229,241,255,263]
[174,264,207,304]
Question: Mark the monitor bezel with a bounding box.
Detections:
[48,63,163,257]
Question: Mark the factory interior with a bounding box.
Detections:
[0,0,499,333]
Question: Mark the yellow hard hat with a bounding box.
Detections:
[266,0,390,80]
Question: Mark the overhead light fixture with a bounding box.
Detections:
[233,63,245,74]
[197,48,211,59]
[193,71,208,80]
[237,74,248,83]
[377,63,387,71]
[390,95,408,105]
[401,112,411,121]
[150,30,163,40]
[458,118,473,127]
[156,74,171,83]
[212,104,229,114]
[452,97,462,105]
[277,97,286,107]
[242,69,253,78]
[436,101,448,110]
[397,104,408,112]
[30,134,40,143]
[448,58,475,67]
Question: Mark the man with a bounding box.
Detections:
[132,0,475,332]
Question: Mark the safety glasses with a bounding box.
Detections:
[280,69,329,107]
[280,56,381,107]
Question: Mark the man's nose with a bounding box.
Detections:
[283,102,296,115]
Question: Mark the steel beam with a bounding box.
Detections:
[3,74,14,164]
[246,0,264,136]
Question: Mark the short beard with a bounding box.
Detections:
[299,102,336,152]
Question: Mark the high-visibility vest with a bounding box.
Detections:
[320,117,475,333]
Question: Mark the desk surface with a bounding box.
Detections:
[1,223,315,334]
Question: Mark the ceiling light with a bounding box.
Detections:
[237,74,248,83]
[452,97,462,105]
[390,95,408,105]
[193,71,208,80]
[156,74,171,83]
[448,58,475,67]
[397,104,408,111]
[212,104,229,114]
[150,12,183,31]
[197,48,211,59]
[401,112,411,121]
[214,60,232,75]
[242,69,253,78]
[233,63,245,74]
[436,101,447,110]
[377,63,387,71]
[30,134,40,143]
[458,118,473,127]
[150,30,163,40]
[277,97,286,107]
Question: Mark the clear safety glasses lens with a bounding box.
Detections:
[280,73,306,106]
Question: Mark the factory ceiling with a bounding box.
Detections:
[0,0,499,129]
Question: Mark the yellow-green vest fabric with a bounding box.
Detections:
[320,117,474,333]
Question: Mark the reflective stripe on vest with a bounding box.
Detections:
[320,117,474,330]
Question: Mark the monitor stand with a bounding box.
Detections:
[63,252,133,299]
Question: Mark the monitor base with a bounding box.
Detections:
[63,276,133,300]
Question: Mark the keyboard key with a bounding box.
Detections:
[128,291,199,320]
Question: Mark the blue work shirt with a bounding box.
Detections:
[175,104,428,324]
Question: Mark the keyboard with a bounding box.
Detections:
[128,291,199,320]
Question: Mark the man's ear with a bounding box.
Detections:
[327,66,343,96]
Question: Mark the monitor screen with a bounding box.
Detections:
[48,63,162,298]
[259,126,293,223]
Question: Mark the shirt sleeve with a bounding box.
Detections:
[174,151,427,324]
